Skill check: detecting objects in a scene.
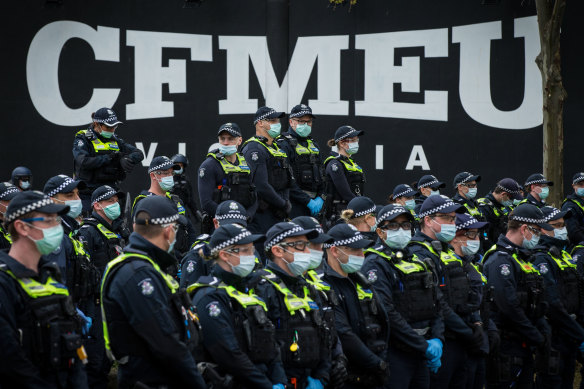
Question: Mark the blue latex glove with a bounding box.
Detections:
[313,196,324,212]
[425,338,443,360]
[272,385,286,389]
[306,377,324,389]
[76,308,93,335]
[579,341,584,354]
[427,355,441,374]
[307,199,321,216]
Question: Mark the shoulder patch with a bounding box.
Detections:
[138,278,155,296]
[77,139,84,147]
[199,168,205,178]
[251,151,259,161]
[331,163,339,171]
[186,261,195,273]
[367,269,378,283]
[206,301,221,317]
[538,263,549,274]
[499,264,511,276]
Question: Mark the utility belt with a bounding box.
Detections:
[277,313,323,368]
[67,252,100,305]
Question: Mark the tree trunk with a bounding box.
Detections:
[535,0,567,207]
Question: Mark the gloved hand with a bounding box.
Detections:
[488,329,501,354]
[109,151,122,163]
[272,384,286,389]
[330,354,348,388]
[307,199,321,216]
[425,338,443,360]
[76,308,92,336]
[306,376,324,389]
[313,196,324,212]
[468,324,485,355]
[579,341,584,354]
[120,156,135,172]
[427,355,441,374]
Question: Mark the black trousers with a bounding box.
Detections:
[387,347,430,389]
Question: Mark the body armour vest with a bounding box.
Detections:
[207,151,255,208]
[243,137,292,191]
[324,155,365,200]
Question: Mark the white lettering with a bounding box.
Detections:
[375,145,384,170]
[26,22,120,126]
[126,30,212,120]
[135,142,158,167]
[406,145,430,170]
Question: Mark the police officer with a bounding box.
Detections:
[449,213,490,389]
[0,182,19,248]
[322,223,390,388]
[43,175,97,306]
[477,178,523,243]
[0,191,88,388]
[340,196,378,239]
[561,172,584,245]
[198,123,257,227]
[171,153,201,228]
[256,222,331,389]
[531,206,584,389]
[100,196,206,389]
[452,172,484,219]
[482,204,553,389]
[180,200,252,289]
[188,224,288,388]
[391,184,418,215]
[11,166,33,191]
[520,173,553,208]
[72,108,144,213]
[276,104,325,218]
[407,196,480,389]
[362,204,445,389]
[134,156,196,258]
[242,107,295,233]
[414,175,445,215]
[292,216,350,389]
[77,185,126,388]
[323,126,366,224]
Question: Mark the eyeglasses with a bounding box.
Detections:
[464,230,480,239]
[153,171,173,177]
[162,223,179,233]
[279,241,309,251]
[548,221,565,229]
[461,183,477,188]
[525,225,542,237]
[379,221,412,231]
[21,216,62,225]
[431,214,456,223]
[224,247,255,256]
[292,119,313,125]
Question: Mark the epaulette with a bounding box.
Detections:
[477,198,493,206]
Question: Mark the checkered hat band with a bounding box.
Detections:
[525,178,548,186]
[323,234,364,249]
[395,189,414,198]
[460,175,473,184]
[509,215,547,224]
[254,109,278,124]
[149,213,180,225]
[418,202,457,218]
[456,217,480,231]
[6,198,54,223]
[0,187,20,200]
[544,209,561,221]
[574,175,584,184]
[47,178,75,197]
[377,208,408,224]
[264,226,304,251]
[354,206,376,218]
[215,213,247,221]
[148,161,174,173]
[418,179,438,189]
[211,230,252,255]
[335,128,357,142]
[222,128,241,137]
[92,190,117,205]
[496,184,521,194]
[290,110,312,118]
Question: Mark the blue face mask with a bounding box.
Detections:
[219,144,238,156]
[228,254,256,277]
[554,227,568,241]
[501,199,513,207]
[103,203,121,221]
[65,199,83,219]
[308,249,323,270]
[174,168,184,175]
[295,123,312,137]
[404,199,416,211]
[431,219,456,243]
[267,123,281,138]
[27,224,64,255]
[167,236,176,254]
[285,251,312,276]
[20,181,31,190]
[100,130,114,139]
[384,228,412,250]
[461,240,481,256]
[159,176,174,191]
[429,190,440,197]
[522,229,540,249]
[337,249,364,273]
[466,188,477,199]
[346,142,359,155]
[577,187,584,197]
[513,199,522,206]
[538,186,549,200]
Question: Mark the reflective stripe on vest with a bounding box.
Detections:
[188,280,267,311]
[207,153,251,175]
[69,232,89,257]
[97,223,119,240]
[482,245,539,274]
[364,247,427,274]
[410,241,463,267]
[244,137,288,158]
[549,250,577,271]
[571,245,584,256]
[1,227,12,244]
[463,203,482,218]
[262,271,316,314]
[166,192,186,215]
[324,155,363,173]
[76,130,120,152]
[305,269,331,292]
[563,197,584,215]
[356,283,373,300]
[101,253,179,355]
[470,262,488,283]
[294,139,319,156]
[0,267,69,298]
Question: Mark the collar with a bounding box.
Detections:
[322,261,346,279]
[527,193,545,206]
[284,128,309,141]
[266,261,302,285]
[125,232,176,270]
[453,193,475,205]
[0,251,56,280]
[486,192,503,207]
[61,215,80,234]
[91,211,113,230]
[537,234,566,251]
[212,265,249,291]
[495,235,531,257]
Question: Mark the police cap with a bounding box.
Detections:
[43,175,86,197]
[5,191,69,225]
[572,172,584,185]
[0,182,20,201]
[148,156,180,173]
[346,196,377,218]
[323,223,374,249]
[417,175,445,190]
[91,185,123,205]
[292,216,333,244]
[453,171,481,189]
[217,122,242,137]
[254,106,285,124]
[524,173,554,187]
[289,104,316,119]
[93,108,122,127]
[496,178,524,201]
[392,184,417,199]
[264,222,318,252]
[376,204,413,226]
[508,203,553,231]
[215,200,248,227]
[540,206,571,222]
[209,224,264,255]
[418,195,465,218]
[333,125,364,143]
[133,195,187,226]
[455,213,488,231]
